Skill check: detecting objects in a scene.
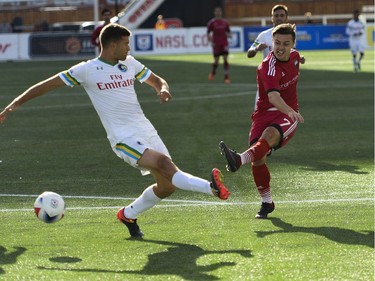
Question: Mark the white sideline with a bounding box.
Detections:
[0,193,373,212]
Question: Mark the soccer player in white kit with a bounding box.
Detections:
[0,24,230,238]
[247,4,289,60]
[346,9,366,72]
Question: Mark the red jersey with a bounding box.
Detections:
[207,18,230,46]
[255,49,301,112]
[91,25,105,47]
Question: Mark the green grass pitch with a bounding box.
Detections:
[0,49,373,280]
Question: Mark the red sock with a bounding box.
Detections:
[252,163,272,203]
[241,139,270,164]
[224,61,229,77]
[212,63,218,74]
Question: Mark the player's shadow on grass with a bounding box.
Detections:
[125,239,252,280]
[0,245,27,275]
[256,217,374,248]
[38,239,252,280]
[299,161,368,175]
[276,157,368,175]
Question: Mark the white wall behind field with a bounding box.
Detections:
[0,27,244,61]
[0,24,373,61]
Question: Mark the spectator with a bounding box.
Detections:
[40,20,49,31]
[11,15,23,33]
[0,19,12,33]
[33,20,49,32]
[155,15,166,30]
[304,12,313,24]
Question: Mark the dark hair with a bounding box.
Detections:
[272,23,296,42]
[99,23,131,47]
[272,4,288,16]
[101,8,111,15]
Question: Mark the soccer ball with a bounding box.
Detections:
[34,191,66,223]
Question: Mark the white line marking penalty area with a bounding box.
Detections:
[0,193,372,212]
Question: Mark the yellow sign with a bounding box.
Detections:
[366,25,374,47]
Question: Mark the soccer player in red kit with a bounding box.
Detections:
[91,8,112,50]
[219,23,304,219]
[207,6,231,84]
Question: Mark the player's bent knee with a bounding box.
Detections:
[156,155,177,179]
[262,126,282,147]
[154,180,176,198]
[138,149,176,177]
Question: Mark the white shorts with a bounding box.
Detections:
[349,38,365,54]
[112,134,171,176]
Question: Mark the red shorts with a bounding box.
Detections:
[213,44,229,57]
[248,109,298,150]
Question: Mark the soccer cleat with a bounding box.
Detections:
[255,202,275,219]
[224,78,231,84]
[116,207,144,238]
[208,73,214,81]
[219,141,241,172]
[210,168,230,200]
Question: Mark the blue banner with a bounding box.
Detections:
[244,24,349,51]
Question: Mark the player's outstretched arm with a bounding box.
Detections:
[247,43,267,58]
[145,73,172,104]
[0,74,65,123]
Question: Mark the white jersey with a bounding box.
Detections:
[346,19,365,53]
[250,26,298,59]
[250,27,273,59]
[59,55,156,147]
[346,19,365,39]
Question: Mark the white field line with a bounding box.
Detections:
[0,81,372,107]
[3,91,254,110]
[0,193,373,212]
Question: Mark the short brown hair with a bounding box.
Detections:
[272,23,296,42]
[100,23,131,48]
[272,4,288,16]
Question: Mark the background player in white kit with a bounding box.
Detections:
[346,9,366,72]
[247,4,289,60]
[0,23,230,238]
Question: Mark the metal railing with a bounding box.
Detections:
[228,13,375,26]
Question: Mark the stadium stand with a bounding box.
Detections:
[0,0,373,32]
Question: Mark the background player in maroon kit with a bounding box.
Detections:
[207,7,231,84]
[219,23,304,219]
[91,8,112,50]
